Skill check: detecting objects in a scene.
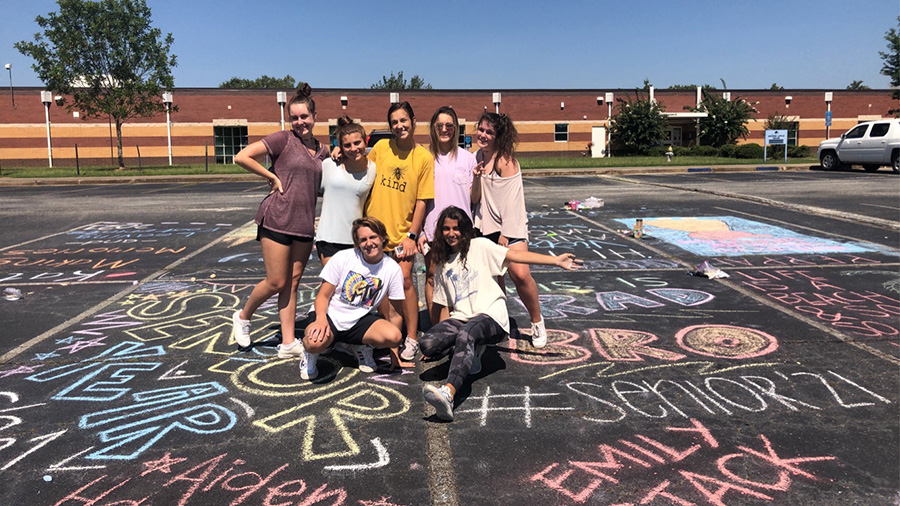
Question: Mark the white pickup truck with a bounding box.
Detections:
[817,119,900,173]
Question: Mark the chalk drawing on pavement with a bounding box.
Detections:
[615,216,877,256]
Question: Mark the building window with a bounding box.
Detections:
[555,123,568,142]
[458,122,466,148]
[786,122,799,146]
[214,126,248,164]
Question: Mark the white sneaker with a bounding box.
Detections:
[400,336,420,361]
[277,340,304,358]
[353,344,378,373]
[469,345,487,376]
[531,319,547,349]
[300,351,319,380]
[423,384,454,421]
[232,310,251,347]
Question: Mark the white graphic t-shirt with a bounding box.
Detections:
[433,238,510,332]
[321,248,404,331]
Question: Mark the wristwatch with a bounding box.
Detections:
[407,232,417,241]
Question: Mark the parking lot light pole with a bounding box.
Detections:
[41,91,53,167]
[605,92,614,158]
[4,64,14,108]
[162,91,173,165]
[276,92,287,130]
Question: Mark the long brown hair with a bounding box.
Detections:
[429,106,459,159]
[431,206,475,269]
[478,112,518,164]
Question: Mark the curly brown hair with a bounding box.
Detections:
[431,206,475,270]
[478,112,518,165]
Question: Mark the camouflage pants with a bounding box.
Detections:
[419,314,507,391]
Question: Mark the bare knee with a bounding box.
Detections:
[302,328,330,354]
[264,277,289,293]
[383,326,403,348]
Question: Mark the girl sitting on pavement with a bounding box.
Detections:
[299,217,405,379]
[421,206,582,421]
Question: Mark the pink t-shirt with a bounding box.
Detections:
[423,147,477,241]
[254,130,329,237]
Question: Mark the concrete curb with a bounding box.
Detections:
[0,164,817,186]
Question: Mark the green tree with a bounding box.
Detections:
[846,80,870,90]
[219,74,296,89]
[609,92,668,154]
[688,91,757,147]
[370,71,432,90]
[16,0,176,169]
[768,83,785,90]
[880,16,900,116]
[764,113,794,131]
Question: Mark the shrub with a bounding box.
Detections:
[788,145,810,157]
[734,143,764,159]
[690,145,719,157]
[718,144,737,158]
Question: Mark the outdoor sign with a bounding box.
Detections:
[825,111,832,126]
[764,129,788,163]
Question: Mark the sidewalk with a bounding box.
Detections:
[0,163,815,186]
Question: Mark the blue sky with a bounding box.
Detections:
[1,0,897,90]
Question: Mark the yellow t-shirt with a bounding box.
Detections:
[365,139,435,250]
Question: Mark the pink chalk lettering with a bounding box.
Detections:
[678,470,774,505]
[638,480,696,506]
[530,463,604,504]
[589,329,686,362]
[736,434,836,481]
[664,419,719,449]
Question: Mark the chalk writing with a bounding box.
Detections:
[531,418,837,504]
[565,368,890,423]
[734,269,900,340]
[454,386,573,427]
[49,449,391,506]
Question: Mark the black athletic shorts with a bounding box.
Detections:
[316,241,353,260]
[301,311,381,345]
[256,224,313,246]
[482,231,527,246]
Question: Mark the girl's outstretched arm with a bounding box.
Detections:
[504,250,583,271]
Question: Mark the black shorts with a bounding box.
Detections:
[301,311,381,346]
[316,241,353,260]
[482,231,527,246]
[257,224,313,246]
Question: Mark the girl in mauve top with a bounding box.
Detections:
[231,84,329,359]
[418,106,477,327]
[471,112,549,349]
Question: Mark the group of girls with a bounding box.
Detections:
[230,84,582,418]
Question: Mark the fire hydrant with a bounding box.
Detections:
[665,146,674,162]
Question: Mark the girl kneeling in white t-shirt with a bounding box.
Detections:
[300,217,406,380]
[421,206,583,421]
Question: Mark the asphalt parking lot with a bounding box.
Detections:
[0,169,898,505]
